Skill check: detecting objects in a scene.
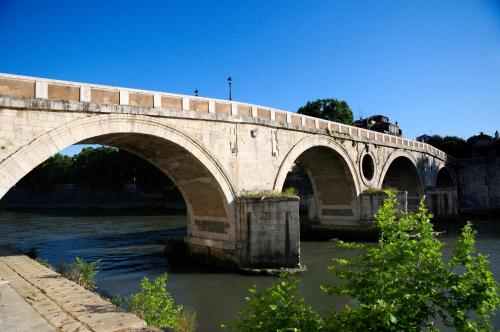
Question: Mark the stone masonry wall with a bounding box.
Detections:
[237,197,300,269]
[458,157,500,211]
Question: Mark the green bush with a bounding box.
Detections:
[57,257,100,291]
[223,273,323,331]
[323,191,499,331]
[35,257,52,269]
[126,273,183,329]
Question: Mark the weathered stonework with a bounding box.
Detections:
[0,73,456,268]
[237,197,300,269]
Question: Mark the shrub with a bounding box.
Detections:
[176,308,197,332]
[35,257,52,269]
[126,273,183,329]
[57,257,100,291]
[323,191,499,331]
[223,273,323,331]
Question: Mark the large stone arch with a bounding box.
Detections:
[0,113,237,245]
[274,136,361,226]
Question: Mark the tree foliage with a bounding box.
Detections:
[323,192,499,331]
[224,273,323,331]
[228,192,499,331]
[297,98,353,125]
[424,135,470,159]
[17,146,179,195]
[127,273,183,329]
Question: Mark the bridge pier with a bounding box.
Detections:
[425,187,459,218]
[237,196,301,270]
[183,196,302,272]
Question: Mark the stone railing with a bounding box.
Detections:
[0,73,447,160]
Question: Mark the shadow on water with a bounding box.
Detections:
[0,207,185,217]
[20,228,188,273]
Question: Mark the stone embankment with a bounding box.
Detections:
[0,247,148,332]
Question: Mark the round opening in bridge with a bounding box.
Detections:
[362,154,375,181]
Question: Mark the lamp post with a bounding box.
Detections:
[194,89,199,97]
[227,76,232,101]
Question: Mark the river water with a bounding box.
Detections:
[0,210,498,330]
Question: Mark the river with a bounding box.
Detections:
[0,210,498,330]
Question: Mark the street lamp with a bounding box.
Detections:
[194,89,199,97]
[227,76,232,101]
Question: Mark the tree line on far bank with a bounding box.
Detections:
[17,146,176,193]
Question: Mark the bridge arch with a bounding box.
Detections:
[274,136,361,225]
[379,151,424,209]
[433,165,456,188]
[0,113,237,244]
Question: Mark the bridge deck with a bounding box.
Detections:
[0,72,447,160]
[0,247,148,332]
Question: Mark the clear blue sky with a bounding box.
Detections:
[1,0,499,153]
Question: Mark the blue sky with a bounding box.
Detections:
[1,0,499,155]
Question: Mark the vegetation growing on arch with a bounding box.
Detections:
[240,187,299,199]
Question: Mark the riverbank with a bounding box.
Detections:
[0,184,186,211]
[0,246,148,331]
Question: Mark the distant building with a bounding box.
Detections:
[468,132,494,148]
[353,115,402,137]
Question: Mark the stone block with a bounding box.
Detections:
[237,196,300,268]
[359,191,407,221]
[35,81,48,98]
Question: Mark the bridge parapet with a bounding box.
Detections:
[0,73,447,160]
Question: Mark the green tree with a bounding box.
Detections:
[425,135,470,158]
[19,153,73,189]
[127,273,183,329]
[323,192,499,331]
[224,273,323,331]
[297,98,353,125]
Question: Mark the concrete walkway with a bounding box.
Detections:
[0,280,54,332]
[0,247,147,332]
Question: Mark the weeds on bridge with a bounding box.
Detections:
[240,187,299,199]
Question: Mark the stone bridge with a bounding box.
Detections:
[0,73,457,270]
